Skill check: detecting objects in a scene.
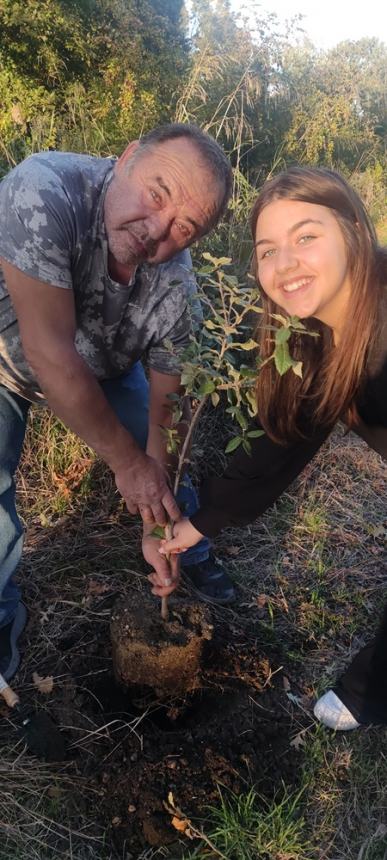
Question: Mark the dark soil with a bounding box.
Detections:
[29,593,305,857]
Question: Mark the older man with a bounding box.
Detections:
[0,123,235,682]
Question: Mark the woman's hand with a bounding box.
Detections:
[159,518,204,555]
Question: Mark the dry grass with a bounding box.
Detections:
[0,404,386,859]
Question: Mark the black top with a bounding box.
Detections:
[191,293,387,538]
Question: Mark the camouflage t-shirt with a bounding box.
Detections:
[0,151,198,403]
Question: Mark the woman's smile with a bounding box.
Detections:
[255,198,352,336]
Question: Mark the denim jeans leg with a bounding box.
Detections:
[101,364,210,564]
[100,363,149,449]
[0,386,30,628]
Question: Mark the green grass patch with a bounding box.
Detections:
[182,785,311,860]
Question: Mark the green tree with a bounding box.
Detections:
[0,0,188,170]
[280,38,387,169]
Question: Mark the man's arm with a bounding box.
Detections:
[1,260,180,525]
[146,368,191,473]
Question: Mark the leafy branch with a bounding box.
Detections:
[154,253,314,619]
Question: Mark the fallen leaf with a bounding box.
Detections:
[286,691,303,706]
[282,675,291,692]
[127,804,136,813]
[290,731,306,750]
[87,578,112,596]
[47,786,62,798]
[225,545,241,556]
[32,672,54,694]
[112,816,121,826]
[369,524,386,539]
[171,816,190,833]
[256,594,268,609]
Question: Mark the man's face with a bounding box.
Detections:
[103,137,223,273]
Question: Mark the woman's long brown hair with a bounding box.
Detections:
[251,166,386,445]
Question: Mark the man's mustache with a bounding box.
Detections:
[122,225,158,257]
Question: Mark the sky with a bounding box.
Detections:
[237,0,387,50]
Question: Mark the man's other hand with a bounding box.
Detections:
[115,452,181,525]
[142,533,180,597]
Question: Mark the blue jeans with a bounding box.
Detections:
[0,364,209,628]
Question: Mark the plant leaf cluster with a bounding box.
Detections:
[163,255,310,460]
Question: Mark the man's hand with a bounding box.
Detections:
[115,451,181,525]
[159,517,204,553]
[142,532,180,597]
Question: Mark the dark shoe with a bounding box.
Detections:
[0,603,27,681]
[181,553,235,605]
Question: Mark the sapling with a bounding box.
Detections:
[153,253,314,620]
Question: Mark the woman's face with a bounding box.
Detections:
[255,199,352,336]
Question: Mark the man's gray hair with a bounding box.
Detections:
[139,122,233,226]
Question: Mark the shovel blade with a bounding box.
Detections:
[20,711,66,761]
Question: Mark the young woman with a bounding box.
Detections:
[158,166,387,731]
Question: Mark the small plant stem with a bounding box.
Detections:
[160,396,209,622]
[172,395,209,496]
[164,796,229,860]
[161,596,169,622]
[161,522,173,623]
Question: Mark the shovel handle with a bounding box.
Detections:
[0,673,20,708]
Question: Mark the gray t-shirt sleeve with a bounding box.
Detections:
[147,305,192,375]
[0,157,75,288]
[147,249,202,376]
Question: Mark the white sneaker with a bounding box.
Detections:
[313,690,361,730]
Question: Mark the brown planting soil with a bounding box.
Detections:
[111,594,214,697]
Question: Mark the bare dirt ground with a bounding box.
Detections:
[0,409,386,859]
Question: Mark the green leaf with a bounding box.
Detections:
[247,429,265,438]
[271,313,289,326]
[275,327,291,345]
[232,339,258,351]
[225,436,243,453]
[236,410,248,430]
[244,389,258,416]
[151,525,165,539]
[288,316,306,330]
[211,391,220,407]
[244,305,263,315]
[197,265,215,275]
[274,342,294,376]
[240,366,257,378]
[197,379,215,395]
[223,274,238,287]
[202,252,232,266]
